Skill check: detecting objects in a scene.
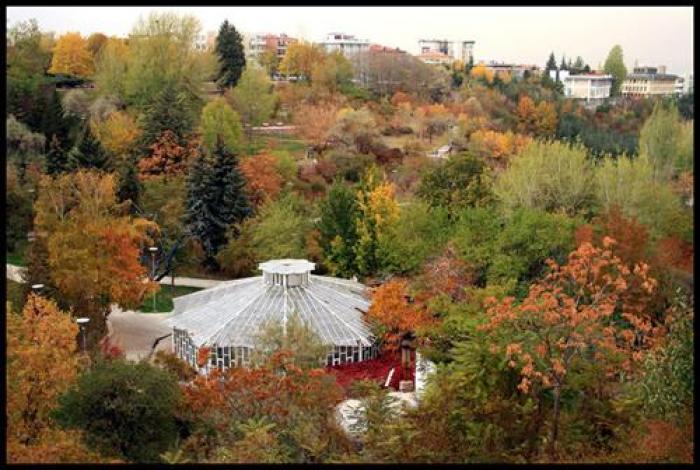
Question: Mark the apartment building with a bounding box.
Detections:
[622,66,678,97]
[418,39,475,65]
[486,62,540,79]
[563,73,613,104]
[320,32,370,56]
[246,33,298,61]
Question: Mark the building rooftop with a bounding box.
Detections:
[166,260,374,349]
[626,73,678,81]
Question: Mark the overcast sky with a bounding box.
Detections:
[6,6,694,75]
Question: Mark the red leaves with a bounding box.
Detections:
[138,130,199,180]
[239,153,283,208]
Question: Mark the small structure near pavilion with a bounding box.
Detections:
[166,259,377,373]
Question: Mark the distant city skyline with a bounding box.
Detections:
[6,6,694,75]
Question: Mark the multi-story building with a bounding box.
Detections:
[246,33,297,62]
[195,31,216,52]
[419,39,454,58]
[417,51,452,66]
[320,32,370,56]
[675,76,685,96]
[460,40,475,64]
[562,73,613,104]
[486,62,540,79]
[622,66,678,97]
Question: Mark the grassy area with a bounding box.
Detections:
[7,241,27,267]
[6,279,26,312]
[242,134,308,157]
[139,285,203,313]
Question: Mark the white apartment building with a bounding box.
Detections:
[563,74,613,104]
[419,39,454,59]
[622,66,678,97]
[320,32,370,56]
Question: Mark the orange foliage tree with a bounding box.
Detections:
[239,153,283,208]
[468,129,532,165]
[33,170,159,349]
[138,130,200,180]
[534,101,557,137]
[6,295,105,463]
[470,63,494,83]
[91,111,142,161]
[367,279,435,353]
[292,100,343,154]
[516,95,537,134]
[48,32,93,77]
[178,351,348,462]
[479,239,662,459]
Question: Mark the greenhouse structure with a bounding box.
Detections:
[166,259,377,372]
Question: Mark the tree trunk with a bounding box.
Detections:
[549,384,562,461]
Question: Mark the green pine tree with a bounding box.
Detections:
[215,20,246,89]
[185,136,251,270]
[66,124,110,171]
[116,160,142,213]
[545,52,557,72]
[139,83,195,152]
[318,180,359,277]
[46,134,68,175]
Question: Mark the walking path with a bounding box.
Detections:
[108,305,172,361]
[5,263,225,289]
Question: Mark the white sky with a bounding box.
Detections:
[6,6,694,75]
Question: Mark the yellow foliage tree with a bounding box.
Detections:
[91,111,142,161]
[49,32,94,77]
[279,41,325,79]
[470,63,494,83]
[516,95,537,134]
[534,101,557,137]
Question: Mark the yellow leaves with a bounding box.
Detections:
[91,111,142,158]
[470,63,494,83]
[48,32,94,77]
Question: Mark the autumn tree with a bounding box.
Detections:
[470,63,494,84]
[85,32,108,61]
[92,110,142,162]
[638,102,691,180]
[199,97,244,151]
[228,65,277,128]
[279,41,325,79]
[138,130,200,180]
[533,100,557,137]
[7,296,103,463]
[367,279,434,353]
[292,100,343,155]
[33,170,159,349]
[516,95,537,134]
[479,239,660,459]
[239,153,283,207]
[467,129,531,166]
[354,169,400,277]
[49,32,93,77]
[215,19,246,88]
[311,51,354,94]
[328,107,380,155]
[138,82,197,152]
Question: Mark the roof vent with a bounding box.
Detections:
[259,259,315,287]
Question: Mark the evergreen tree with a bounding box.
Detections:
[318,180,359,277]
[117,159,142,213]
[46,134,68,175]
[545,52,557,72]
[215,20,246,89]
[66,124,110,171]
[572,56,586,74]
[40,89,70,145]
[139,83,195,152]
[185,136,250,269]
[559,55,568,71]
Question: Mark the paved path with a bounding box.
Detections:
[108,305,172,361]
[6,264,26,283]
[6,263,225,289]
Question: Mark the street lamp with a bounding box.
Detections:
[31,283,44,292]
[149,246,158,312]
[76,317,90,352]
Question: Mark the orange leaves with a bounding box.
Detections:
[366,279,433,353]
[239,153,283,208]
[196,346,211,368]
[138,130,199,180]
[481,240,662,397]
[471,63,494,83]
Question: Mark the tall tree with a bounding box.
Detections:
[604,45,628,95]
[185,138,251,269]
[138,83,195,152]
[318,181,360,277]
[545,52,557,72]
[116,160,142,213]
[48,32,93,77]
[215,20,246,88]
[45,134,68,176]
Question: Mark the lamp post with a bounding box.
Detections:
[76,317,90,352]
[149,246,158,312]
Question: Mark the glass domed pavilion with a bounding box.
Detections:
[166,259,377,372]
